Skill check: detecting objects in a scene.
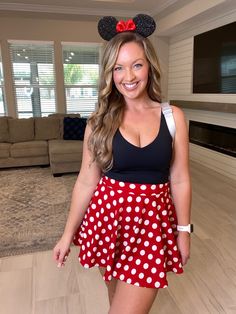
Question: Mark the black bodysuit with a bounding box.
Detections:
[105,112,173,184]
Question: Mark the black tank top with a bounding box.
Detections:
[105,112,173,184]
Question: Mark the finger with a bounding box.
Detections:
[53,248,60,262]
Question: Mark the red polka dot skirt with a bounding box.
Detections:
[73,176,183,289]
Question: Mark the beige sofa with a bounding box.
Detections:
[0,114,84,176]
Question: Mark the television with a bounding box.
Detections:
[193,21,236,94]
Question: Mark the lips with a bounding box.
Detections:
[123,82,139,90]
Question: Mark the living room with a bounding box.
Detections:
[0,0,236,313]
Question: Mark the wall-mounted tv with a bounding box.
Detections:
[193,21,236,94]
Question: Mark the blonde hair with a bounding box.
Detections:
[88,32,162,172]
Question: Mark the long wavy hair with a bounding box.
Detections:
[88,32,162,172]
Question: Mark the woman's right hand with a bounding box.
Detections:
[53,236,72,268]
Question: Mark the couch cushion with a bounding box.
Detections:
[0,143,11,158]
[49,139,83,163]
[8,118,34,143]
[63,117,87,141]
[0,117,9,142]
[35,117,60,140]
[10,141,48,158]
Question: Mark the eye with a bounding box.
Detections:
[114,66,122,72]
[134,63,142,69]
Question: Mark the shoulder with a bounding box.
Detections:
[170,105,187,128]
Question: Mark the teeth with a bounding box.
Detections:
[124,83,137,89]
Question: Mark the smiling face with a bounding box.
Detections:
[112,41,150,102]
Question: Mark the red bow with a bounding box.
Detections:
[116,19,136,33]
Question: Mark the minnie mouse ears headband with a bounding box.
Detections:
[98,14,156,41]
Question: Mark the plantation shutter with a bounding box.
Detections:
[9,41,56,118]
[62,43,100,117]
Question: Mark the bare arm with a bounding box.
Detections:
[169,106,191,265]
[53,123,102,265]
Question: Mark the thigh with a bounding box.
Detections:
[99,267,118,304]
[109,280,158,314]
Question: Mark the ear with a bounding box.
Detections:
[98,16,118,41]
[133,14,156,37]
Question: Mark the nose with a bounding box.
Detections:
[124,69,135,81]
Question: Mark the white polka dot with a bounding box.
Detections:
[139,273,144,279]
[159,272,165,278]
[116,263,121,268]
[162,210,167,216]
[134,216,139,222]
[168,228,173,234]
[151,185,156,190]
[98,221,102,227]
[141,229,146,235]
[127,196,133,202]
[101,228,106,234]
[84,264,89,269]
[144,198,149,204]
[152,223,158,229]
[125,246,131,252]
[144,241,149,247]
[155,281,160,288]
[137,238,142,244]
[98,199,102,205]
[110,179,115,184]
[136,259,141,265]
[120,274,125,280]
[162,222,167,227]
[96,212,100,218]
[134,282,140,287]
[136,196,141,202]
[132,247,138,253]
[143,263,149,269]
[148,232,154,238]
[156,236,162,242]
[148,254,153,260]
[130,184,136,189]
[110,190,115,196]
[126,206,132,212]
[135,206,140,212]
[101,259,106,264]
[104,194,108,200]
[119,182,125,187]
[173,246,178,251]
[147,277,152,283]
[91,204,96,209]
[168,250,172,255]
[121,254,126,260]
[128,256,134,262]
[156,258,161,265]
[152,201,157,207]
[95,234,99,240]
[104,216,108,222]
[113,271,117,276]
[106,203,111,209]
[130,237,135,243]
[168,240,173,245]
[134,228,140,234]
[125,216,131,222]
[148,211,154,217]
[140,250,145,256]
[127,278,132,284]
[151,267,157,274]
[173,257,178,262]
[131,269,137,275]
[144,220,150,226]
[141,185,147,190]
[160,249,164,255]
[88,229,93,235]
[173,268,177,273]
[101,186,105,192]
[103,248,107,254]
[124,265,129,271]
[119,197,124,203]
[110,212,115,218]
[152,245,157,251]
[138,218,143,224]
[124,225,130,231]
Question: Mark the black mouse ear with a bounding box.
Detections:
[133,14,156,37]
[98,16,118,41]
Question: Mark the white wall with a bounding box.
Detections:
[165,9,236,179]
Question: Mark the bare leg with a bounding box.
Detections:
[99,267,118,305]
[109,280,158,314]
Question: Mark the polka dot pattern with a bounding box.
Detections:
[73,176,183,289]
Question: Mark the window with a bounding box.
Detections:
[63,43,100,117]
[9,41,56,118]
[0,49,6,116]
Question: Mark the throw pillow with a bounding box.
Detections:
[35,117,60,140]
[0,117,10,142]
[8,118,34,143]
[63,117,87,141]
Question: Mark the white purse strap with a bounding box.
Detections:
[161,102,176,139]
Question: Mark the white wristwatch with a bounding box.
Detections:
[177,224,193,233]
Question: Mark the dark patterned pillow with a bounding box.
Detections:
[63,117,87,140]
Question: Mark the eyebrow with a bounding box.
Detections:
[114,58,144,66]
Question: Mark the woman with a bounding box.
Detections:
[53,14,192,314]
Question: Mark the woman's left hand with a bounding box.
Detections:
[177,232,191,266]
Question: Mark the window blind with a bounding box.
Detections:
[9,42,56,118]
[62,44,100,117]
[0,49,6,116]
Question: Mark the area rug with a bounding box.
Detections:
[0,167,77,258]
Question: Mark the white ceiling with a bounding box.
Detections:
[0,0,193,19]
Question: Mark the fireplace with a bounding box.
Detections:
[189,121,236,157]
